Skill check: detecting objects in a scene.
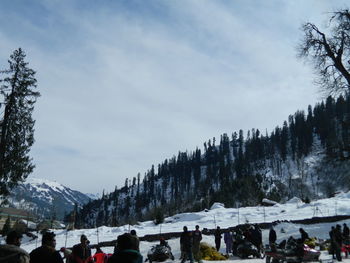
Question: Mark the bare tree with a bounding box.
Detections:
[298,9,350,95]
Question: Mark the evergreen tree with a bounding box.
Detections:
[0,48,40,196]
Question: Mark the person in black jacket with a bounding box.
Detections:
[343,223,350,241]
[29,232,63,263]
[269,227,276,244]
[180,226,194,263]
[329,226,336,259]
[299,228,309,243]
[107,233,142,263]
[333,225,343,261]
[214,226,222,252]
[71,234,91,263]
[251,225,262,254]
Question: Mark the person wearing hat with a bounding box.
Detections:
[71,234,91,263]
[29,231,63,263]
[0,230,29,263]
[107,233,142,263]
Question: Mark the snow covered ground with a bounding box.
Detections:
[5,192,350,262]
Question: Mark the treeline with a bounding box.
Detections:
[69,94,350,228]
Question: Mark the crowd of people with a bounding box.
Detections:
[1,222,350,263]
[0,230,141,263]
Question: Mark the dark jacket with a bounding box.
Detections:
[334,228,343,245]
[71,244,91,263]
[269,229,277,243]
[214,229,222,241]
[193,230,202,245]
[300,229,309,243]
[107,249,142,263]
[180,231,193,248]
[343,225,350,238]
[29,245,63,263]
[251,228,262,246]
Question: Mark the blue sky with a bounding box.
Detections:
[0,0,348,194]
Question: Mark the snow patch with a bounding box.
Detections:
[210,202,225,210]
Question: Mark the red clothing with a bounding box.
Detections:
[86,252,108,263]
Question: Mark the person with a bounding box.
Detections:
[130,230,140,251]
[343,223,350,242]
[71,234,92,263]
[243,226,253,243]
[251,225,262,254]
[192,225,202,262]
[86,247,107,263]
[107,233,142,263]
[180,226,194,263]
[232,229,244,255]
[29,231,63,263]
[269,226,277,250]
[159,237,170,249]
[214,226,222,252]
[329,226,336,260]
[333,224,343,261]
[299,228,309,243]
[0,230,29,263]
[223,230,233,256]
[159,237,174,260]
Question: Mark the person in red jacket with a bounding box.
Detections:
[86,247,107,263]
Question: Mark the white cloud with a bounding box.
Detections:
[0,0,348,193]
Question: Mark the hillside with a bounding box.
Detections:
[3,177,92,220]
[73,94,350,227]
[14,191,350,263]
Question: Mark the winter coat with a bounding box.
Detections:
[71,244,92,263]
[193,230,202,245]
[0,244,30,263]
[251,228,262,247]
[29,245,63,263]
[300,229,309,243]
[107,249,142,263]
[333,228,343,245]
[214,230,222,242]
[180,231,193,248]
[86,252,108,263]
[269,229,277,244]
[343,225,350,238]
[224,232,233,245]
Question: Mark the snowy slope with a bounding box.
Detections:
[5,177,92,219]
[10,191,350,263]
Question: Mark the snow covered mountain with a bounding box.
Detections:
[5,177,92,220]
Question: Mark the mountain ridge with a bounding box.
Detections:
[4,177,92,220]
[71,94,350,228]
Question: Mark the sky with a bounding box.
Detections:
[0,0,349,194]
[10,191,350,262]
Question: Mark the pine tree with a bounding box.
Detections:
[0,48,40,196]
